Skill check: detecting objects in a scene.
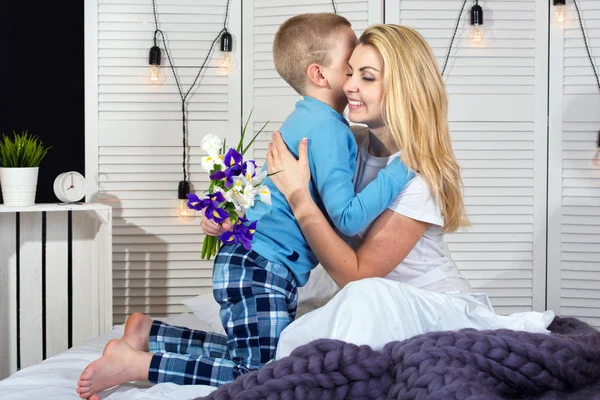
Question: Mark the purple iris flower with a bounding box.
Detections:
[206,205,230,224]
[219,216,257,250]
[186,192,229,223]
[187,192,225,211]
[224,148,243,168]
[242,160,257,179]
[210,165,242,188]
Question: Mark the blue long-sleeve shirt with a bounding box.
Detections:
[246,97,412,286]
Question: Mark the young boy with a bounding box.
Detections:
[77,15,414,398]
[204,13,413,383]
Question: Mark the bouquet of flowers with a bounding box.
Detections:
[187,117,271,260]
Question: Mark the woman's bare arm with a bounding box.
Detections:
[288,190,427,286]
[267,132,428,287]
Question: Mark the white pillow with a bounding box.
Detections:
[181,294,225,335]
[164,312,216,332]
[297,264,339,317]
[181,264,339,332]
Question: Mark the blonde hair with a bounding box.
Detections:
[359,24,469,232]
[273,13,351,95]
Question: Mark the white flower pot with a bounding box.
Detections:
[0,167,39,207]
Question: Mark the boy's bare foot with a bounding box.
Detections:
[122,312,153,352]
[76,339,152,399]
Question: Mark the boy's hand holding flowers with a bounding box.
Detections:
[188,114,271,260]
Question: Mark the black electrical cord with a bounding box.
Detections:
[332,1,337,14]
[442,0,469,76]
[572,0,600,92]
[151,0,231,183]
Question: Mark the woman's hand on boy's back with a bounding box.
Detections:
[267,131,311,200]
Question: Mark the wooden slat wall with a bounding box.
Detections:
[548,0,600,329]
[387,0,549,314]
[92,0,242,323]
[87,0,600,326]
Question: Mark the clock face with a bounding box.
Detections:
[54,172,86,203]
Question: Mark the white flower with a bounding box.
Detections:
[250,170,267,186]
[231,175,250,193]
[233,191,255,212]
[243,184,254,195]
[244,162,256,181]
[258,185,271,205]
[201,154,224,173]
[213,187,234,203]
[201,134,223,156]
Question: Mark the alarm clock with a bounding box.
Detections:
[54,171,87,203]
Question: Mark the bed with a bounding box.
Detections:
[0,265,340,400]
[1,275,598,400]
[0,312,218,400]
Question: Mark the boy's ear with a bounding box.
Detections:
[306,63,329,88]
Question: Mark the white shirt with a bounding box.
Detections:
[346,129,472,294]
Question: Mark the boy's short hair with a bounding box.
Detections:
[273,13,352,95]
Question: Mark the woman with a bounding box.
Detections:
[263,24,554,357]
[268,24,471,293]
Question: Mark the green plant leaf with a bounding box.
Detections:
[238,107,254,153]
[266,169,283,177]
[0,130,51,168]
[242,120,269,156]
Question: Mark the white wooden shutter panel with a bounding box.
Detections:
[548,0,600,329]
[243,0,382,166]
[91,0,242,324]
[386,0,549,314]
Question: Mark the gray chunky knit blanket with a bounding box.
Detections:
[199,316,600,399]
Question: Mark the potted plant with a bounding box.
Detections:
[0,131,51,206]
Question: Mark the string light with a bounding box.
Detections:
[554,0,566,23]
[177,181,195,222]
[150,0,232,221]
[218,31,235,74]
[470,1,484,42]
[147,34,166,84]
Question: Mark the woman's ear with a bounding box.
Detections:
[306,64,328,88]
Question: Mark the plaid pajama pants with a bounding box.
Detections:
[148,244,298,387]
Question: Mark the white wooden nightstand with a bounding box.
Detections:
[0,203,113,379]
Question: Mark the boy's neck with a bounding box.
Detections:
[303,88,347,115]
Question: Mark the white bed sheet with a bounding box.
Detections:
[0,313,217,400]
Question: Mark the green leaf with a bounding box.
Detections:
[238,107,254,152]
[201,235,208,259]
[0,130,51,168]
[241,120,269,156]
[266,169,283,177]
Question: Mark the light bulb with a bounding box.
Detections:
[147,44,166,84]
[470,1,484,43]
[178,200,196,222]
[218,51,236,74]
[472,24,483,42]
[218,31,235,75]
[556,5,565,23]
[148,65,166,84]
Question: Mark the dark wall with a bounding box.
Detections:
[0,1,84,204]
